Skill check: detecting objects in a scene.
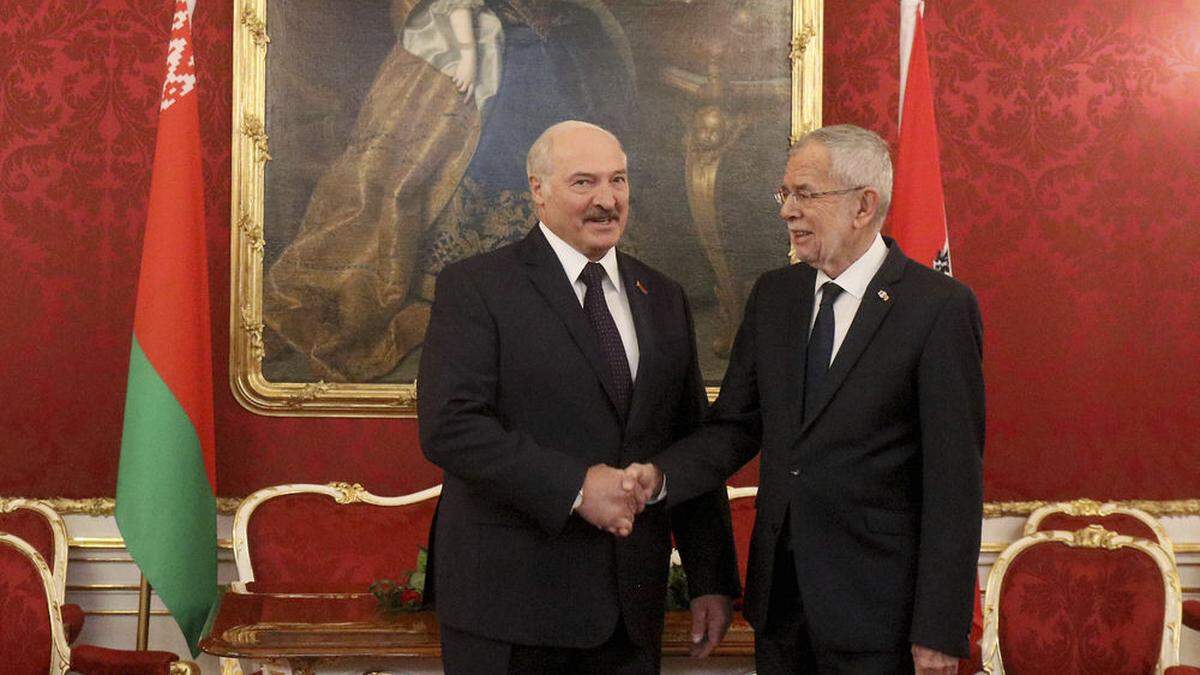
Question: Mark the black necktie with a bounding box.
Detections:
[804,282,844,420]
[580,262,633,417]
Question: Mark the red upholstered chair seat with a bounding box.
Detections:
[983,526,1185,675]
[726,487,755,588]
[236,483,440,585]
[0,534,57,675]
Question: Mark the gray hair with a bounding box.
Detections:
[526,120,623,180]
[792,124,893,228]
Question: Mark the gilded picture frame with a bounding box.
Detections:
[230,0,823,417]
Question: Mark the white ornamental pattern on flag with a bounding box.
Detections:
[161,3,196,111]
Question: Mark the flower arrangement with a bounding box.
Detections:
[371,548,427,613]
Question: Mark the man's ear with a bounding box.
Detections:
[529,175,546,207]
[854,188,880,229]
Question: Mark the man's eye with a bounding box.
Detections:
[573,179,592,187]
[613,176,627,184]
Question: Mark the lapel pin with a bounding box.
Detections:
[635,280,649,296]
[877,289,890,302]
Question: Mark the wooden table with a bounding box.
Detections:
[201,582,755,673]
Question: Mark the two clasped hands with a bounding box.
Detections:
[575,462,663,537]
[576,461,733,658]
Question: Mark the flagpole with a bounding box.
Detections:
[136,574,152,650]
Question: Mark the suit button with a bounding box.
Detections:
[789,468,800,476]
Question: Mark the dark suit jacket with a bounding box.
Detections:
[417,226,741,649]
[654,238,984,658]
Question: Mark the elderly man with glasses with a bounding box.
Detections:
[628,124,985,675]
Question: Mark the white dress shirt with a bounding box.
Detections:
[810,233,888,364]
[539,222,639,380]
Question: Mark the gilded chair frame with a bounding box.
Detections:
[1024,498,1175,561]
[0,532,71,675]
[231,481,442,582]
[981,525,1183,675]
[0,498,69,604]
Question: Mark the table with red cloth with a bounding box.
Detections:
[201,582,755,672]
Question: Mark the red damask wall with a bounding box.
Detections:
[1,0,1197,501]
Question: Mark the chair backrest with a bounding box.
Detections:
[982,525,1182,675]
[0,499,69,602]
[232,482,441,584]
[1024,499,1174,561]
[0,533,70,675]
[726,485,757,587]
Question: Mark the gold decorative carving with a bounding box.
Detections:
[329,482,368,504]
[789,24,817,62]
[0,497,242,516]
[1069,524,1122,549]
[241,113,271,163]
[284,381,333,407]
[240,304,265,364]
[985,499,1200,518]
[169,661,201,675]
[240,6,270,47]
[237,212,264,254]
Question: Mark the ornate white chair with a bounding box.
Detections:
[982,525,1198,675]
[0,498,86,642]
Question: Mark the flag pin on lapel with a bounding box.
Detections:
[877,289,890,302]
[636,280,649,295]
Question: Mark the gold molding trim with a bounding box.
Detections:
[984,499,1200,518]
[228,0,822,417]
[84,609,172,617]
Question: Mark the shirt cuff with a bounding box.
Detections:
[646,476,667,504]
[571,490,583,513]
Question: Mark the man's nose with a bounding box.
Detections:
[593,183,617,209]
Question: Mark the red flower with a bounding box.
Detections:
[400,589,422,606]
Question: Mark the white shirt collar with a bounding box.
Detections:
[539,222,623,291]
[814,233,887,299]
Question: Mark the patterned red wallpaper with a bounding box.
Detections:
[1,0,1197,501]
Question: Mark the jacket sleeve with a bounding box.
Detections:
[908,284,986,658]
[668,293,742,599]
[418,263,589,536]
[655,278,766,506]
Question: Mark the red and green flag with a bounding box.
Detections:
[115,0,216,656]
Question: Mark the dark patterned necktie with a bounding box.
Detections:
[580,262,633,417]
[804,282,844,420]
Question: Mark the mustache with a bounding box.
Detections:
[584,207,620,222]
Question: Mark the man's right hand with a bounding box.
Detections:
[577,464,640,537]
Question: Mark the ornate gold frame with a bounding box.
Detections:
[981,525,1183,674]
[229,0,824,417]
[231,482,442,581]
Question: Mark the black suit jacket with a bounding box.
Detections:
[418,226,741,649]
[654,239,984,658]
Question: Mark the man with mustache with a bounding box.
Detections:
[418,120,740,674]
[627,124,985,675]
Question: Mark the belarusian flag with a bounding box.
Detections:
[894,3,982,669]
[115,0,216,656]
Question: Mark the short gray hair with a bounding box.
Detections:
[526,120,622,180]
[792,124,893,228]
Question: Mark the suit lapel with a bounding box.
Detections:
[518,228,623,419]
[618,252,655,435]
[799,241,908,436]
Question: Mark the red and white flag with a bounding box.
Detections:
[895,3,982,671]
[892,0,951,275]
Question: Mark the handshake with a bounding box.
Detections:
[577,462,664,537]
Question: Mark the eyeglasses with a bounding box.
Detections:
[773,185,866,206]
